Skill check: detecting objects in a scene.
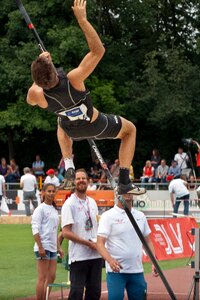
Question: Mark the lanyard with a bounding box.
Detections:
[74,193,93,231]
[74,193,91,219]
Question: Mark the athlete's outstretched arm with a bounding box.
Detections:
[67,0,105,90]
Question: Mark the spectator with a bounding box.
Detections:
[31,183,64,300]
[44,169,60,188]
[167,160,181,180]
[141,160,155,188]
[188,174,197,207]
[98,158,112,184]
[156,159,169,183]
[57,157,65,176]
[188,175,196,190]
[110,159,120,183]
[92,158,102,173]
[6,158,20,183]
[55,170,64,185]
[89,166,102,183]
[168,175,190,217]
[0,174,6,215]
[20,167,38,216]
[0,157,10,181]
[32,155,45,177]
[87,178,97,191]
[193,140,200,178]
[174,147,189,171]
[61,168,102,300]
[150,148,161,177]
[97,193,157,300]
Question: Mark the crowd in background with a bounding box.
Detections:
[1,141,200,188]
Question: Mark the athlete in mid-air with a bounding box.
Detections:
[27,0,145,195]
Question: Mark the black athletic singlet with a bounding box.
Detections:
[43,68,93,128]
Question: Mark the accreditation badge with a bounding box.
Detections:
[85,216,93,230]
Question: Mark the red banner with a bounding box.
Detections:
[143,217,198,261]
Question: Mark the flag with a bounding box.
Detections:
[0,197,11,215]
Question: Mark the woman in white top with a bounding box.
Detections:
[32,183,64,300]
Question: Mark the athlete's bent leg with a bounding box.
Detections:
[57,125,73,159]
[57,125,75,184]
[116,117,136,168]
[116,117,145,195]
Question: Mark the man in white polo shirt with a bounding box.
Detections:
[20,167,38,216]
[61,168,102,300]
[97,194,156,300]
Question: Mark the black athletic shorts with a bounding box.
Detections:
[58,112,122,141]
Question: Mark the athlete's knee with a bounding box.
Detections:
[128,121,136,135]
[118,118,136,138]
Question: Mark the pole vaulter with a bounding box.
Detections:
[15,1,176,299]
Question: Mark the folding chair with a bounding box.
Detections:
[46,282,68,300]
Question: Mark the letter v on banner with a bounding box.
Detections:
[168,223,183,254]
[158,224,183,255]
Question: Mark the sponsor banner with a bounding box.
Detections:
[143,217,198,261]
[6,190,18,210]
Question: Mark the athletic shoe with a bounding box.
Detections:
[65,168,75,181]
[63,168,75,190]
[118,182,146,195]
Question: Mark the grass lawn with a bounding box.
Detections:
[0,224,192,300]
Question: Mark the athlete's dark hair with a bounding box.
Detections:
[42,183,57,209]
[31,57,57,89]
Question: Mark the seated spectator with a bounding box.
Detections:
[188,175,196,190]
[44,169,60,188]
[54,169,64,183]
[87,178,97,191]
[6,158,20,183]
[98,159,111,184]
[32,155,45,177]
[156,159,169,183]
[89,166,102,183]
[0,157,11,181]
[110,159,120,182]
[167,160,181,181]
[188,174,197,207]
[57,157,65,176]
[141,160,155,187]
[92,158,102,171]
